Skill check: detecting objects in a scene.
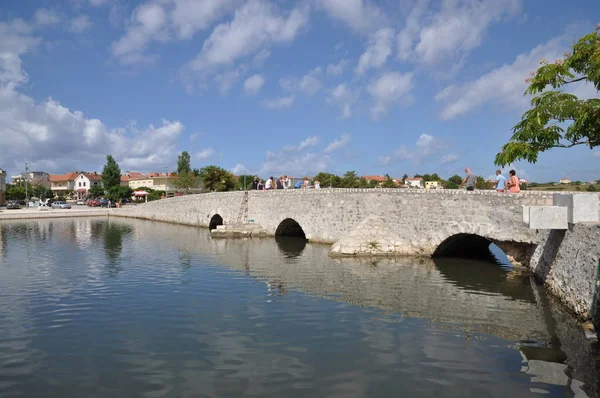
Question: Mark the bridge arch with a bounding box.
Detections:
[432,233,497,260]
[275,218,307,240]
[209,214,223,230]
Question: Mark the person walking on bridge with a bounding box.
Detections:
[459,167,477,191]
[493,170,506,193]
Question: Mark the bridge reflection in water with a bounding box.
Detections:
[8,218,595,397]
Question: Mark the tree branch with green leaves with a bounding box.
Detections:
[495,27,600,166]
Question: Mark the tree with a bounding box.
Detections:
[314,172,341,188]
[587,184,597,192]
[444,180,459,189]
[88,185,105,198]
[32,185,53,200]
[177,151,192,175]
[102,155,121,190]
[448,175,463,186]
[198,165,236,192]
[6,184,26,200]
[495,27,600,166]
[106,186,133,202]
[173,171,200,191]
[476,176,493,190]
[381,175,396,188]
[341,171,360,188]
[402,173,408,183]
[236,174,255,190]
[358,176,370,188]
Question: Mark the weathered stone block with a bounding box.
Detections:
[553,193,600,224]
[522,206,530,224]
[528,206,568,230]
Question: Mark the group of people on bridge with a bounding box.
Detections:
[459,168,521,193]
[250,176,321,191]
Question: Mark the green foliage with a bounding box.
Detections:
[106,186,133,201]
[521,182,528,190]
[420,173,441,182]
[88,184,105,198]
[177,151,192,175]
[587,184,597,192]
[402,173,408,182]
[341,171,360,188]
[314,172,342,188]
[448,175,463,186]
[476,176,493,190]
[173,171,200,190]
[236,174,255,190]
[6,184,26,200]
[198,165,236,192]
[381,176,397,188]
[368,179,380,188]
[32,185,53,199]
[57,196,66,201]
[102,155,121,190]
[495,28,600,166]
[358,176,370,188]
[443,180,459,189]
[147,190,164,201]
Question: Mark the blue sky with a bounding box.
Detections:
[1,0,599,182]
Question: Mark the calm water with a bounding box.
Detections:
[0,218,598,398]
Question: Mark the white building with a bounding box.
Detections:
[74,173,103,200]
[405,177,424,188]
[425,181,440,189]
[0,168,6,205]
[559,178,571,184]
[12,171,51,188]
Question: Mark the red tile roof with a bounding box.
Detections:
[405,177,423,181]
[49,172,78,182]
[82,173,102,181]
[364,175,386,182]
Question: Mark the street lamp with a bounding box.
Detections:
[165,165,168,198]
[24,162,29,207]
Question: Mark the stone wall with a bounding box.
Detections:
[120,189,555,258]
[530,224,600,320]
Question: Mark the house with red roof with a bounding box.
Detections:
[74,172,103,200]
[405,177,424,188]
[50,172,79,198]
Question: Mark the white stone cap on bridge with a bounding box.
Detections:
[523,193,599,229]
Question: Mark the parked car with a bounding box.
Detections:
[6,201,20,210]
[51,201,71,209]
[76,199,85,206]
[99,199,108,207]
[87,199,101,207]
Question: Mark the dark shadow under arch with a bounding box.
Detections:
[275,218,307,240]
[433,233,508,263]
[209,214,223,231]
[275,235,307,258]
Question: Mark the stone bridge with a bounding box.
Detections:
[123,189,557,265]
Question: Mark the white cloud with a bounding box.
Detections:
[318,0,385,33]
[327,59,348,76]
[189,132,200,141]
[231,164,247,174]
[283,136,320,152]
[189,1,309,72]
[214,66,246,95]
[367,72,414,119]
[111,2,168,64]
[0,19,39,87]
[440,153,460,164]
[252,48,270,67]
[280,67,322,96]
[435,33,576,120]
[398,0,521,65]
[327,83,358,119]
[262,95,295,109]
[69,15,92,33]
[170,0,239,40]
[34,8,62,27]
[324,133,351,153]
[196,148,216,160]
[259,151,331,177]
[244,74,265,96]
[356,27,394,75]
[381,134,451,164]
[0,17,183,174]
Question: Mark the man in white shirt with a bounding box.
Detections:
[265,177,272,190]
[494,170,506,193]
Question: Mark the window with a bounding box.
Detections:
[83,182,86,187]
[78,182,81,187]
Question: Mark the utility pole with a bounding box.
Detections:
[24,162,29,207]
[165,165,168,198]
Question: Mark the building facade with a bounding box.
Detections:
[11,171,51,188]
[405,177,424,188]
[74,173,103,200]
[128,174,176,191]
[50,172,78,198]
[425,181,440,189]
[559,178,571,184]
